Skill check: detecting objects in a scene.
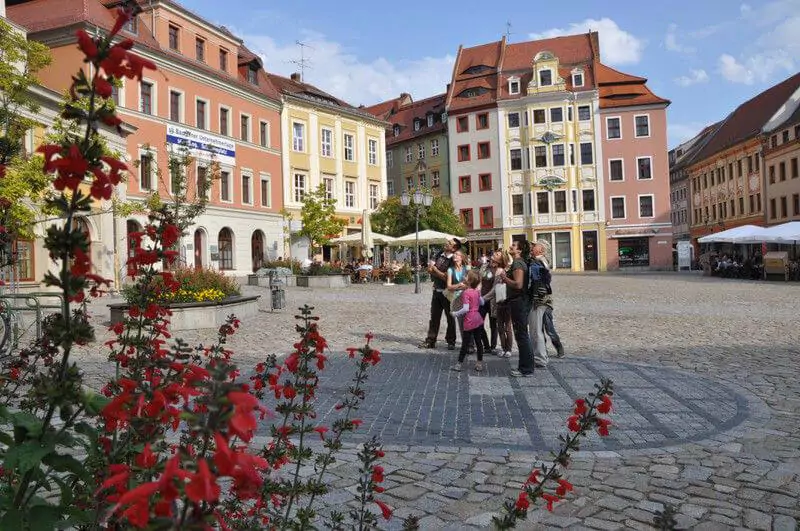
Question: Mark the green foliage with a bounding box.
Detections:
[122,267,240,304]
[305,262,344,276]
[394,264,413,284]
[370,194,466,238]
[0,154,54,239]
[300,184,346,254]
[261,258,302,274]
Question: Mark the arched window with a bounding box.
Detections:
[218,228,233,270]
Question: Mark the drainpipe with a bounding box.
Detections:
[150,0,156,39]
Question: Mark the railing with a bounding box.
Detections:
[0,292,65,355]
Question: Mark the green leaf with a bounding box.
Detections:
[4,441,54,474]
[27,502,64,531]
[0,508,22,530]
[11,411,43,438]
[42,452,86,477]
[82,390,110,416]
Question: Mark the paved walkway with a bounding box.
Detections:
[74,273,800,530]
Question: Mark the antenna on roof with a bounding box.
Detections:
[505,21,514,42]
[288,40,313,82]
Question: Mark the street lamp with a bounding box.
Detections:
[400,188,433,293]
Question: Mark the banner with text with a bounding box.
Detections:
[166,124,236,166]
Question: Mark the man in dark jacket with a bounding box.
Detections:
[419,238,461,350]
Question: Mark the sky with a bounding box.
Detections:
[182,0,800,149]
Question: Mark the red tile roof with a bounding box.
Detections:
[363,93,413,121]
[595,62,669,109]
[267,73,384,123]
[690,72,800,164]
[446,38,505,113]
[380,93,447,146]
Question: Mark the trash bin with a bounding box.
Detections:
[269,271,285,311]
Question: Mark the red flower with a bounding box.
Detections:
[515,491,530,511]
[213,432,236,476]
[371,465,384,483]
[282,384,296,400]
[135,443,157,468]
[556,478,573,496]
[228,391,260,442]
[351,419,363,428]
[597,395,613,414]
[542,493,560,511]
[526,469,541,485]
[567,415,581,432]
[596,417,612,437]
[374,499,393,520]
[316,353,327,370]
[95,77,114,98]
[185,459,220,503]
[109,320,124,336]
[313,426,328,441]
[346,347,359,358]
[161,223,180,248]
[76,29,99,60]
[573,398,587,416]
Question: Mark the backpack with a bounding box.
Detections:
[527,260,552,297]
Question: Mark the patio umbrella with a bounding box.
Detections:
[330,232,396,245]
[390,229,466,245]
[361,209,374,259]
[698,225,767,244]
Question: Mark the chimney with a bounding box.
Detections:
[290,72,301,82]
[1,0,6,18]
[589,31,600,60]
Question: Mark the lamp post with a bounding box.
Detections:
[400,188,433,294]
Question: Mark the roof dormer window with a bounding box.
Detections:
[508,77,521,95]
[572,69,584,88]
[124,15,138,34]
[441,112,447,123]
[393,125,400,137]
[247,65,258,85]
[427,115,434,127]
[414,120,420,131]
[539,69,553,87]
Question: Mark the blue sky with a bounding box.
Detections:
[184,0,800,148]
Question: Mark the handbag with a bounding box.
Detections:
[495,283,507,303]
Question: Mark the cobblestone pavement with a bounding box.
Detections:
[73,273,800,530]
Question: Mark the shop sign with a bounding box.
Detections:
[166,124,236,165]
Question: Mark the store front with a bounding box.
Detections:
[534,231,573,270]
[617,237,650,268]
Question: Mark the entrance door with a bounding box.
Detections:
[582,231,598,271]
[251,230,265,272]
[194,229,204,269]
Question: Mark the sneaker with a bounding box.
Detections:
[447,343,456,351]
[509,369,528,378]
[556,345,566,358]
[450,363,463,372]
[418,341,435,349]
[474,362,484,372]
[534,362,548,369]
[502,351,512,358]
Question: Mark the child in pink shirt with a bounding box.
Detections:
[451,270,486,372]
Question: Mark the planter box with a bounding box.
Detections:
[109,295,260,331]
[295,275,350,288]
[248,274,296,287]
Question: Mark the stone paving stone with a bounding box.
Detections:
[773,514,799,531]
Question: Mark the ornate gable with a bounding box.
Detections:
[527,50,566,95]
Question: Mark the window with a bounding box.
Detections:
[569,144,575,165]
[219,49,228,71]
[747,156,753,174]
[239,115,250,142]
[578,105,590,121]
[607,117,621,139]
[140,81,153,115]
[580,142,593,165]
[242,173,251,204]
[386,151,393,168]
[292,122,305,152]
[780,161,786,181]
[405,146,413,163]
[218,228,233,270]
[510,148,522,170]
[635,115,650,137]
[478,142,490,159]
[550,108,563,123]
[769,198,777,219]
[794,193,800,216]
[406,176,413,190]
[739,196,745,216]
[479,173,492,191]
[196,99,206,129]
[509,80,520,94]
[260,176,271,207]
[637,157,652,180]
[387,180,395,196]
[124,15,138,34]
[769,165,775,184]
[220,170,231,202]
[572,72,584,87]
[792,158,799,178]
[458,144,470,162]
[15,240,34,281]
[536,192,550,214]
[582,189,595,211]
[419,173,427,188]
[533,109,546,124]
[539,69,552,86]
[611,197,626,219]
[369,184,379,210]
[783,130,790,143]
[195,38,205,62]
[219,107,229,135]
[554,190,567,213]
[321,128,333,157]
[639,195,654,217]
[457,116,468,132]
[460,209,473,229]
[567,106,573,122]
[259,121,269,147]
[431,170,441,187]
[512,194,524,215]
[322,177,333,199]
[111,83,120,106]
[458,175,471,193]
[534,146,547,168]
[418,142,426,160]
[427,115,434,127]
[140,153,153,190]
[431,139,439,157]
[393,125,400,137]
[480,207,494,228]
[508,112,520,128]
[344,134,355,161]
[414,120,420,131]
[771,135,777,148]
[344,181,355,208]
[552,144,565,167]
[476,113,489,129]
[247,67,257,85]
[168,25,180,50]
[196,166,209,198]
[293,173,306,202]
[169,90,181,122]
[781,196,788,218]
[738,159,743,176]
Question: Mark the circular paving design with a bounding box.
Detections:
[303,353,763,452]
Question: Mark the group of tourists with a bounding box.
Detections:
[419,238,564,377]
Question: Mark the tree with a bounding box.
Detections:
[299,184,346,256]
[370,194,466,238]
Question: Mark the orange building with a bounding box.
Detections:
[8,0,285,275]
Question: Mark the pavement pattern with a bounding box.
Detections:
[72,273,800,530]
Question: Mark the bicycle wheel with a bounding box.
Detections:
[0,313,10,358]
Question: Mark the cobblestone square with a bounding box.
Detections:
[76,272,800,529]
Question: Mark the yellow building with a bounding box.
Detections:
[268,73,388,260]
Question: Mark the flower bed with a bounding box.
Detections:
[109,295,260,331]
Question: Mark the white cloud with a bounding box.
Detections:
[243,30,455,107]
[740,3,752,15]
[669,122,710,148]
[718,49,794,85]
[665,23,695,53]
[674,69,709,87]
[529,18,643,65]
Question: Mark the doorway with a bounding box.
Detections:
[193,228,206,269]
[251,230,265,271]
[582,231,598,271]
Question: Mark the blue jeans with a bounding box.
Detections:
[507,297,534,374]
[543,307,563,352]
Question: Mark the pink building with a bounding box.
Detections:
[598,64,673,270]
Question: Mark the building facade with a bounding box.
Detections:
[761,88,800,225]
[268,73,388,260]
[597,63,672,270]
[365,93,450,198]
[687,73,800,251]
[10,0,286,276]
